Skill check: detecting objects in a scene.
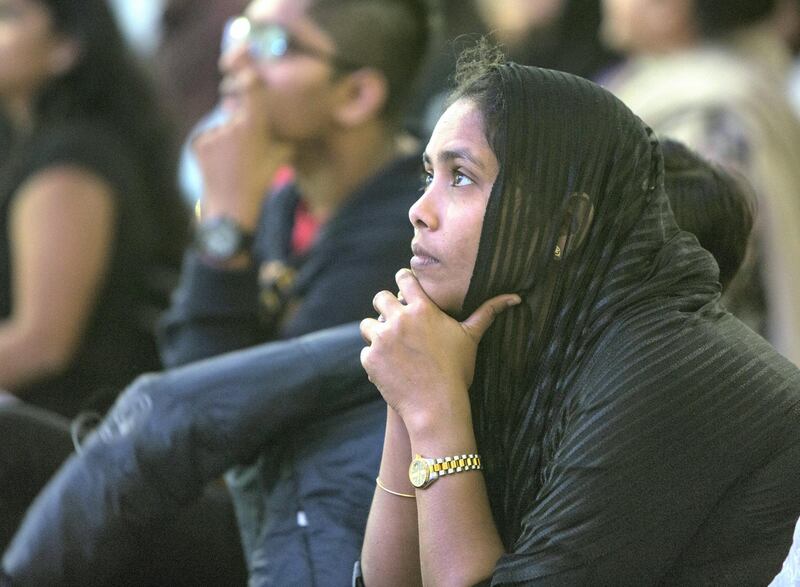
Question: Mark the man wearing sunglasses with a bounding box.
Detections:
[166,0,430,353]
[163,0,432,583]
[1,0,431,586]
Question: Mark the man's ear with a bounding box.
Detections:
[555,192,594,260]
[48,36,81,76]
[332,68,389,127]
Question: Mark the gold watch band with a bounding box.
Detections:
[431,454,482,475]
[409,453,482,489]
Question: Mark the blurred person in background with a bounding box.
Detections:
[601,0,800,365]
[158,1,432,582]
[0,0,187,414]
[0,0,187,557]
[662,138,756,292]
[153,0,250,144]
[412,0,620,139]
[475,0,619,79]
[772,0,800,114]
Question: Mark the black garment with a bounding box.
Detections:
[454,65,800,584]
[2,324,371,586]
[0,120,179,416]
[0,405,73,550]
[0,403,247,587]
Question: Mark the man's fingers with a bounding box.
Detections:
[462,294,521,340]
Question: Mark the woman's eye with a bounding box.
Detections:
[453,172,474,187]
[422,171,433,186]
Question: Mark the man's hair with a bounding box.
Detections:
[662,139,756,290]
[694,0,777,37]
[309,0,431,123]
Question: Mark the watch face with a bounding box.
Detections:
[198,217,242,260]
[207,225,239,256]
[409,457,430,489]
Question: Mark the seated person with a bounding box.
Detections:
[160,0,431,583]
[601,0,800,364]
[358,42,800,585]
[0,0,186,413]
[0,0,186,549]
[661,138,756,291]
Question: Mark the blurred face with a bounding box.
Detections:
[220,0,344,142]
[601,0,697,54]
[409,99,499,314]
[0,0,66,106]
[477,0,565,42]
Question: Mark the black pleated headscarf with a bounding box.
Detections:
[452,59,800,582]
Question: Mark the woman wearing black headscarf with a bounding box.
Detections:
[359,43,800,585]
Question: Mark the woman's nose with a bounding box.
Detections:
[409,189,438,231]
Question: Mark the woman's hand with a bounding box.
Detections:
[360,268,519,428]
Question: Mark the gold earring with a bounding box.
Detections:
[554,245,562,259]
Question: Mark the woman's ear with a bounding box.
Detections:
[554,192,594,260]
[332,68,389,127]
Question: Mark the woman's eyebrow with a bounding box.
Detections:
[422,148,486,171]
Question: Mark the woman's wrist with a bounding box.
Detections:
[377,407,416,494]
[402,388,477,455]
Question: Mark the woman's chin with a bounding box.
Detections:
[410,270,467,316]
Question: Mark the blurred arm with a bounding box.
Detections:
[0,166,114,391]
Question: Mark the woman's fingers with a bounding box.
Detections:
[372,289,404,319]
[395,268,431,307]
[360,317,380,344]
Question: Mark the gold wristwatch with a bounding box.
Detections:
[408,453,482,489]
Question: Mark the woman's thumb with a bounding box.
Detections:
[462,294,521,340]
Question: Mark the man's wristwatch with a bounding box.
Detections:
[408,453,482,489]
[195,216,255,263]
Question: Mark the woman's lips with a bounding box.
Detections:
[410,243,440,269]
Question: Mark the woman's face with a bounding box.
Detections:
[0,0,65,104]
[409,98,499,314]
[601,0,696,54]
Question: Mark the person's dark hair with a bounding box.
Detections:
[662,139,756,290]
[694,0,777,37]
[445,38,507,156]
[308,0,431,123]
[31,0,188,264]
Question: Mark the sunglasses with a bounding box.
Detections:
[222,16,362,72]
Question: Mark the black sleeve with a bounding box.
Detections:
[157,188,294,368]
[21,122,139,200]
[157,250,264,367]
[491,326,800,585]
[2,324,372,586]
